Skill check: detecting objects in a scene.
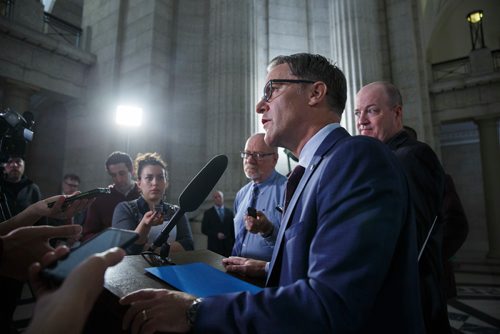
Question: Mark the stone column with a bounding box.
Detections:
[206,0,255,197]
[329,0,389,134]
[475,117,500,259]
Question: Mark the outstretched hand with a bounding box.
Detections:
[25,247,125,334]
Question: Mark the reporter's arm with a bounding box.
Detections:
[0,195,90,236]
[25,247,125,334]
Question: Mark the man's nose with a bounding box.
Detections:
[255,98,268,114]
[357,111,369,124]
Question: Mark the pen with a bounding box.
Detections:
[275,206,283,214]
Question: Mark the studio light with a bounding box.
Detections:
[115,105,143,127]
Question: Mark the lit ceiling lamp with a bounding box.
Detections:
[466,10,485,50]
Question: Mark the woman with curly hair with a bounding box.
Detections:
[112,152,193,254]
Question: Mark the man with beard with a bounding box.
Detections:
[1,156,42,220]
[81,151,140,241]
[1,155,42,333]
[231,133,286,261]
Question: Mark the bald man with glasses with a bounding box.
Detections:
[231,133,287,262]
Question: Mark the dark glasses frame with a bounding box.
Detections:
[263,79,315,102]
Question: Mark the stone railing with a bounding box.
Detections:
[493,49,500,71]
[431,57,471,82]
[1,0,82,48]
[43,12,82,48]
[432,49,500,82]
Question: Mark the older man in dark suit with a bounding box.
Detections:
[201,190,234,257]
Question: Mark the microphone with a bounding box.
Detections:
[152,154,228,253]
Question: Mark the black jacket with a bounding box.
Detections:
[0,175,42,220]
[201,206,235,257]
[386,130,449,334]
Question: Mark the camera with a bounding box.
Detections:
[0,108,34,161]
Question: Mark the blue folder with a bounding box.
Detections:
[145,262,263,297]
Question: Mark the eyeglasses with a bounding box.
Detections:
[64,182,79,188]
[240,152,275,160]
[263,79,315,102]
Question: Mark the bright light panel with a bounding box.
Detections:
[116,105,143,127]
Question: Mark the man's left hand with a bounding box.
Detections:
[120,289,195,334]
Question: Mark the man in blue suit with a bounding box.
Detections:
[120,53,424,333]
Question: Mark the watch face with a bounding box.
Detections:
[187,298,202,326]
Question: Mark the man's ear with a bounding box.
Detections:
[308,81,328,106]
[393,105,403,121]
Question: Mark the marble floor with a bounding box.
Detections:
[448,259,500,333]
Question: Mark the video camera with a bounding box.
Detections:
[0,108,34,162]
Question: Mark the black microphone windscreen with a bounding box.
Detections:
[152,154,228,248]
[178,154,228,212]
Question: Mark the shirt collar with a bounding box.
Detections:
[298,123,340,168]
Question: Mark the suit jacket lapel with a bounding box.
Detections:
[266,127,350,286]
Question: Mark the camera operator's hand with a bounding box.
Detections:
[0,224,82,280]
[25,247,125,334]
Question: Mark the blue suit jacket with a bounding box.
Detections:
[196,128,424,333]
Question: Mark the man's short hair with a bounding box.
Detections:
[268,53,347,117]
[63,173,80,184]
[105,151,133,173]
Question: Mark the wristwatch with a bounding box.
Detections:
[186,298,203,326]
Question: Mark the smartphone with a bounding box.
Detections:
[247,207,257,218]
[41,228,138,285]
[47,188,111,209]
[154,204,163,214]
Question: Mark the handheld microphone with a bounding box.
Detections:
[152,154,228,253]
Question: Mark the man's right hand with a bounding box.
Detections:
[245,211,273,235]
[222,256,267,278]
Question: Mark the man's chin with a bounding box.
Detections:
[7,172,21,181]
[244,172,260,181]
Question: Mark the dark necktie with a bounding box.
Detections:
[217,207,224,221]
[266,165,305,287]
[232,183,259,256]
[284,165,306,212]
